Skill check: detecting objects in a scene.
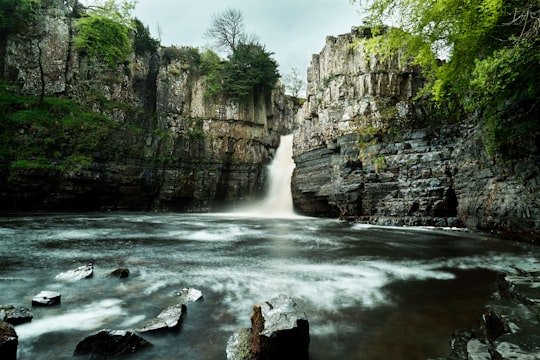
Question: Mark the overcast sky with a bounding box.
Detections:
[131,0,365,79]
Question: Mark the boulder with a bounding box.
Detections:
[0,321,18,360]
[32,290,61,306]
[174,287,203,303]
[138,304,185,332]
[227,294,310,360]
[0,305,33,325]
[108,268,130,279]
[74,329,152,359]
[55,262,94,281]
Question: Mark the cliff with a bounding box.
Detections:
[292,27,540,241]
[0,3,294,211]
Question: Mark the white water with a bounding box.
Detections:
[234,134,298,218]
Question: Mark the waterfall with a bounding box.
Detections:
[234,134,297,218]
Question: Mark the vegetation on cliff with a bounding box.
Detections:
[353,0,540,157]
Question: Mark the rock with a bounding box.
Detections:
[174,287,203,303]
[32,290,61,306]
[227,294,310,360]
[0,305,33,325]
[466,339,491,360]
[0,321,18,360]
[74,329,152,359]
[108,268,130,279]
[138,304,185,332]
[226,327,252,360]
[55,262,94,281]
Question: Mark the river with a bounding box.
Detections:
[1,212,538,359]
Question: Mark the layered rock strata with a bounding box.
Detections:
[292,27,540,240]
[1,3,294,212]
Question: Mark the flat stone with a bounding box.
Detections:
[138,304,185,332]
[55,263,93,281]
[174,287,203,303]
[0,305,33,325]
[32,290,61,306]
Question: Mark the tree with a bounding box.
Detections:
[222,42,280,104]
[204,8,258,54]
[351,0,540,156]
[283,67,306,98]
[0,0,39,37]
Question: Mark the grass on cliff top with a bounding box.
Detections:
[0,88,125,175]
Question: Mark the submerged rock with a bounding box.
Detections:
[0,321,18,360]
[55,262,94,281]
[174,287,203,303]
[107,268,130,279]
[74,329,152,359]
[32,290,61,306]
[138,304,185,332]
[227,294,310,360]
[0,305,33,325]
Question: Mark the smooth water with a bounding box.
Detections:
[1,213,538,359]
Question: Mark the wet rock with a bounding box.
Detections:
[227,294,310,360]
[138,304,185,332]
[74,329,152,359]
[108,268,130,279]
[32,290,61,306]
[445,263,540,360]
[55,262,94,281]
[0,321,18,360]
[174,287,203,303]
[0,305,33,325]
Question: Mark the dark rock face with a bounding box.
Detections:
[0,305,33,325]
[0,321,18,360]
[55,263,94,281]
[32,290,61,306]
[74,329,152,359]
[137,304,185,332]
[446,263,540,360]
[292,27,540,240]
[226,294,310,360]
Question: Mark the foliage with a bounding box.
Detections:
[0,0,39,36]
[283,67,306,98]
[133,18,159,55]
[351,0,540,156]
[0,88,125,178]
[222,43,280,104]
[200,50,224,99]
[162,46,201,68]
[73,0,136,68]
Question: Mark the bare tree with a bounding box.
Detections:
[204,8,248,54]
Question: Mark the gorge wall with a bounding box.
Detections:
[0,2,294,212]
[292,27,540,241]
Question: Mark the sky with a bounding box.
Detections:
[130,0,366,79]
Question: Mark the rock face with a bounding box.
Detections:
[446,263,540,360]
[0,321,18,360]
[74,329,152,359]
[0,2,295,212]
[226,294,310,360]
[292,26,540,240]
[32,290,61,306]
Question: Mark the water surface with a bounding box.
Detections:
[0,213,537,359]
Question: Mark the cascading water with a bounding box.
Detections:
[234,134,297,217]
